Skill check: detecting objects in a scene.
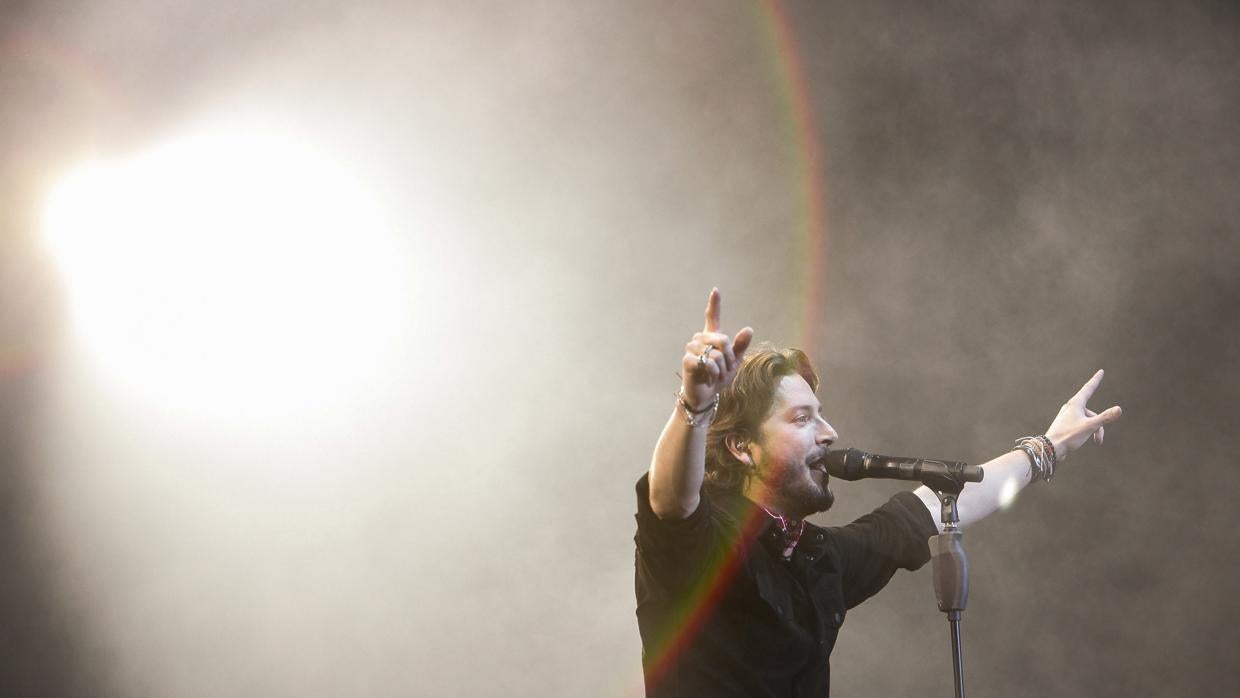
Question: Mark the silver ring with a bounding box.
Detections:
[697,345,712,367]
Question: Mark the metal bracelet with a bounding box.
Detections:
[676,390,720,428]
[1012,436,1054,483]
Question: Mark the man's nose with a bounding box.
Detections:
[816,418,838,445]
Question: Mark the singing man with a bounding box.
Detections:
[634,288,1122,697]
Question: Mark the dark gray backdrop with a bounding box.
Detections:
[2,1,1237,696]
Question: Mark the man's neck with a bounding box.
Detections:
[743,485,806,521]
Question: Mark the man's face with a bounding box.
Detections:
[745,374,839,519]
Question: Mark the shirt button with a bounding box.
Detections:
[816,533,824,541]
[834,612,842,623]
[805,555,815,561]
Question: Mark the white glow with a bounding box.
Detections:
[997,473,1022,510]
[41,126,408,419]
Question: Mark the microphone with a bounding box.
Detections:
[823,448,983,486]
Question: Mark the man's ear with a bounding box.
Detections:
[724,433,753,467]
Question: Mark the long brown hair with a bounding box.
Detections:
[704,344,819,494]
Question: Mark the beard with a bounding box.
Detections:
[757,458,835,519]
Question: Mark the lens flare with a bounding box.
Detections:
[997,473,1022,510]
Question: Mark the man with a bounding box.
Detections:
[634,289,1122,697]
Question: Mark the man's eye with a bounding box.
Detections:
[796,415,810,424]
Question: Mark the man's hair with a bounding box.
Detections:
[704,344,819,495]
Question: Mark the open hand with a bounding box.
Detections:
[1045,369,1123,460]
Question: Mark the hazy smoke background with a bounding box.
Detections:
[2,0,1238,696]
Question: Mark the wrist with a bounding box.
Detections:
[1043,431,1067,462]
[676,388,719,428]
[1013,434,1059,483]
[679,386,716,413]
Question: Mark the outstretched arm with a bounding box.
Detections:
[648,289,753,520]
[914,369,1124,530]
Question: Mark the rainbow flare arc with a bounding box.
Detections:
[635,1,831,694]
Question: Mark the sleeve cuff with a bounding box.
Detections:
[634,473,711,549]
[889,490,940,570]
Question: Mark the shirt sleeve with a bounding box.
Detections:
[830,490,939,609]
[634,474,720,596]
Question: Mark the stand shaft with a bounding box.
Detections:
[932,486,970,698]
[948,611,964,698]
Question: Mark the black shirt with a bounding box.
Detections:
[634,474,938,697]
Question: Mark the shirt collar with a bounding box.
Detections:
[757,504,805,560]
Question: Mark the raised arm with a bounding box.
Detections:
[648,289,753,519]
[914,369,1124,529]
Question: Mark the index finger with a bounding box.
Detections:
[1069,369,1105,407]
[703,287,721,332]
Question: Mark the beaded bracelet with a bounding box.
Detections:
[1013,436,1057,482]
[1035,435,1059,471]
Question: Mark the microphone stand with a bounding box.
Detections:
[823,448,983,696]
[923,468,975,698]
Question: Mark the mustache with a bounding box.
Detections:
[807,450,832,469]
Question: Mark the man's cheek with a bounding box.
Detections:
[768,460,793,483]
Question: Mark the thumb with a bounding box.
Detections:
[1088,405,1123,429]
[733,327,754,360]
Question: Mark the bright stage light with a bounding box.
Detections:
[41,126,409,420]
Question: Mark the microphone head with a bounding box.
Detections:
[823,448,868,481]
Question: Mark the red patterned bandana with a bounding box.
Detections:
[759,506,805,560]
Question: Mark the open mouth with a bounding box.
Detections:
[808,454,830,476]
